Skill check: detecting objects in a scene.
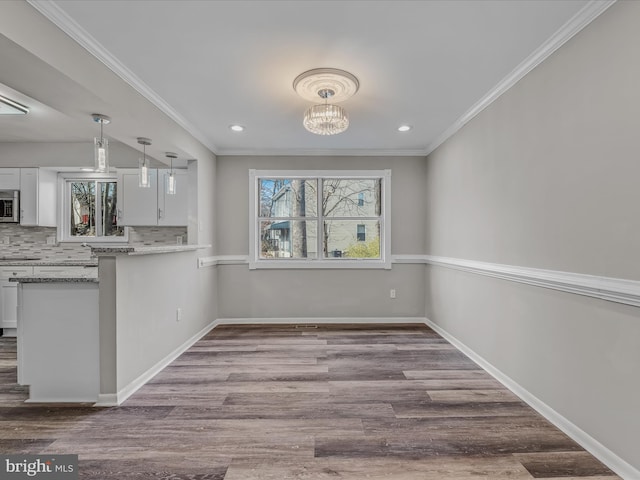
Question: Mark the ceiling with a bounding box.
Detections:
[2,1,609,157]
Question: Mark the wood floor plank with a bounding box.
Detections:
[514,451,616,478]
[428,389,522,403]
[0,325,620,479]
[165,403,396,420]
[224,457,535,480]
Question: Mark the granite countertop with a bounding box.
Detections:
[91,244,210,256]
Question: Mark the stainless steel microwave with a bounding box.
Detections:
[0,190,19,223]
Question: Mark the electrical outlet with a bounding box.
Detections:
[176,308,182,322]
[390,289,396,299]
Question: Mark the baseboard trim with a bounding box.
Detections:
[95,394,118,407]
[424,318,639,480]
[216,317,428,325]
[95,319,219,407]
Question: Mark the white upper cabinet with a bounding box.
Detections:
[158,169,188,226]
[118,168,158,226]
[118,168,187,226]
[0,168,20,190]
[19,168,57,227]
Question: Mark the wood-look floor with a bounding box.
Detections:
[0,324,618,479]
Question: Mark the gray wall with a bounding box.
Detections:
[425,1,640,471]
[215,155,427,319]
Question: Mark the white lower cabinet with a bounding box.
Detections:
[18,281,99,402]
[0,267,34,337]
[0,266,97,337]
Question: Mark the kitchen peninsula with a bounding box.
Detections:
[14,243,211,404]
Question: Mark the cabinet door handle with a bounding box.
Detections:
[158,208,163,219]
[117,209,122,220]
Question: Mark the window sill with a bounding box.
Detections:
[249,259,391,270]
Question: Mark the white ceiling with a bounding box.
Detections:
[3,1,610,157]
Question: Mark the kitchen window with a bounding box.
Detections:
[59,174,127,243]
[249,169,391,269]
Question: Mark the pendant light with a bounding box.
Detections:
[92,114,111,172]
[165,152,177,195]
[137,137,152,188]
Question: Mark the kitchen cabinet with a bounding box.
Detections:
[118,168,187,226]
[0,266,34,337]
[118,168,158,226]
[0,168,20,190]
[19,168,57,226]
[158,169,188,226]
[18,281,99,402]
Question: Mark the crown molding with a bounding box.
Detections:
[215,148,428,157]
[424,0,617,156]
[28,0,615,159]
[26,0,218,154]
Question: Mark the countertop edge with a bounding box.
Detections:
[91,244,211,256]
[9,277,99,284]
[0,261,97,267]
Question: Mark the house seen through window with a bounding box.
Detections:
[62,177,126,242]
[252,170,389,266]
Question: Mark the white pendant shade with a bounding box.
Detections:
[92,114,111,172]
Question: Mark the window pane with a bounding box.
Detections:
[260,220,317,259]
[324,220,380,258]
[70,182,95,237]
[259,179,317,217]
[100,181,125,237]
[322,179,381,218]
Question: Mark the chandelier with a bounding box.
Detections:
[294,68,359,136]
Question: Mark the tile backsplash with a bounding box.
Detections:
[0,225,187,261]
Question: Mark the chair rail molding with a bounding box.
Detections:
[423,254,640,308]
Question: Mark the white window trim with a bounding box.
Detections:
[249,169,391,269]
[57,173,128,244]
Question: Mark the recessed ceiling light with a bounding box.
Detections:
[230,124,244,132]
[398,125,412,132]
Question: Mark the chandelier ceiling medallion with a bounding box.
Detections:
[293,68,359,136]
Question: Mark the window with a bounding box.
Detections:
[60,174,126,243]
[250,170,391,269]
